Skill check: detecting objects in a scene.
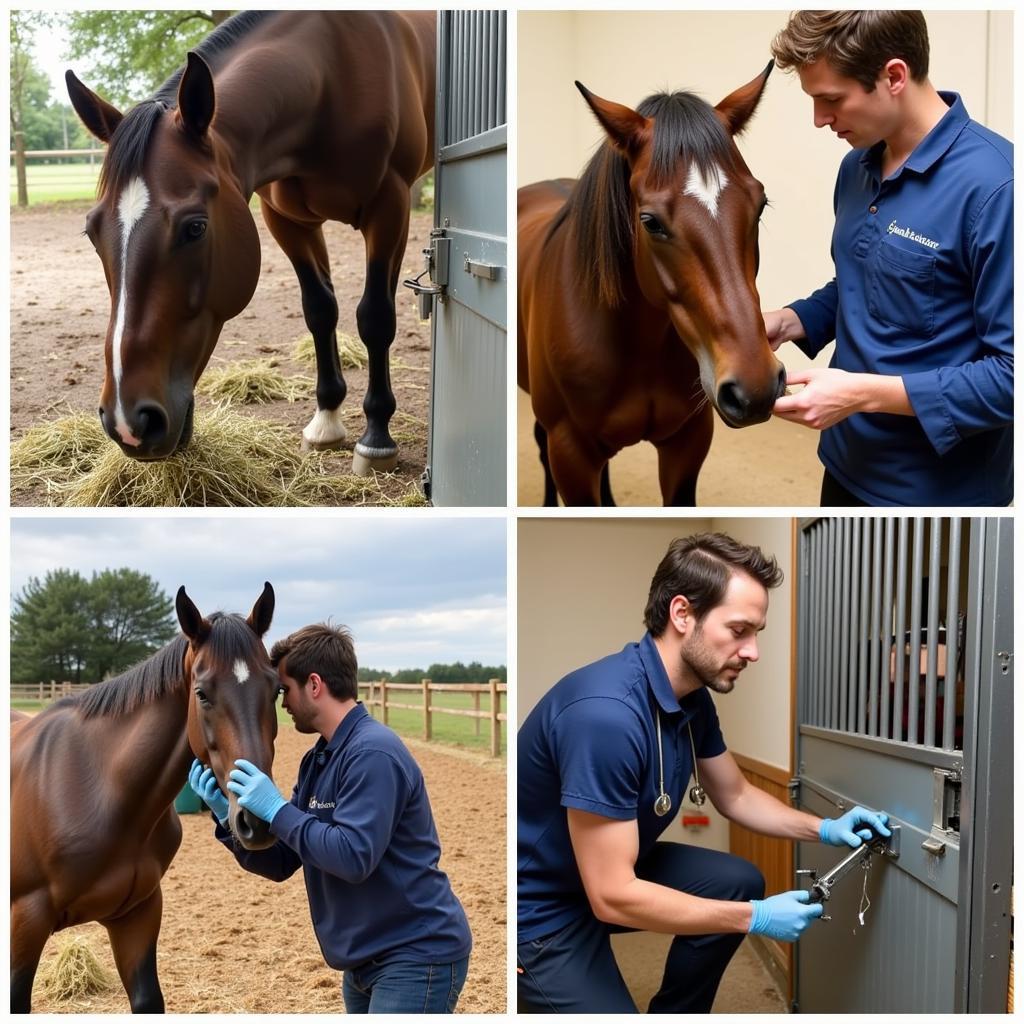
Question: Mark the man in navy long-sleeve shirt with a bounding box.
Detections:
[764,11,1012,507]
[189,623,472,1014]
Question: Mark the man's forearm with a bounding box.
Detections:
[720,783,822,842]
[854,372,913,416]
[593,876,754,936]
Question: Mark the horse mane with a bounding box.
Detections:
[556,90,735,309]
[98,11,276,198]
[53,612,264,720]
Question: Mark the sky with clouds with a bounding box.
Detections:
[11,516,507,672]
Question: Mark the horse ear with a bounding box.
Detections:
[176,586,211,645]
[65,70,124,143]
[247,581,275,638]
[715,60,774,137]
[176,52,216,138]
[576,81,650,155]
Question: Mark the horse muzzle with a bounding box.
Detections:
[715,365,787,428]
[229,805,277,851]
[99,396,195,460]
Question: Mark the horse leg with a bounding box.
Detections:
[260,205,348,450]
[351,173,412,476]
[600,464,616,507]
[545,421,608,506]
[104,888,165,1013]
[655,408,714,507]
[532,421,559,507]
[11,892,53,1012]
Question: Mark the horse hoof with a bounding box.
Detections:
[301,435,348,453]
[352,447,399,476]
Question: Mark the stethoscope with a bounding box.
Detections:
[653,711,706,817]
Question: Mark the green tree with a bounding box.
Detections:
[11,569,93,683]
[88,569,178,680]
[64,10,235,107]
[10,11,52,206]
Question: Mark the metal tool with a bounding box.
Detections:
[797,824,901,913]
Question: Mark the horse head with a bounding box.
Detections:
[176,581,279,850]
[67,54,261,459]
[577,64,785,427]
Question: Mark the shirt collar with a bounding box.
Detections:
[859,91,968,179]
[639,632,686,716]
[323,701,369,753]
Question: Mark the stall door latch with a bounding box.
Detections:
[403,229,450,320]
[923,766,961,855]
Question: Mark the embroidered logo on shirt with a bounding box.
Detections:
[887,220,940,250]
[308,796,336,809]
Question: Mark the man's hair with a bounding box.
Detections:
[770,10,930,91]
[644,533,784,636]
[269,623,358,702]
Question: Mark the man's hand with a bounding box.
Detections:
[227,759,288,824]
[762,308,806,351]
[819,806,891,848]
[748,890,823,942]
[188,758,229,825]
[772,368,870,430]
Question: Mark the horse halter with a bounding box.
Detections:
[653,712,706,817]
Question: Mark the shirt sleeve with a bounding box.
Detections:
[213,795,303,882]
[902,179,1014,455]
[270,748,409,884]
[551,697,645,820]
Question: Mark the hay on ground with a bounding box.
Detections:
[11,405,426,508]
[294,332,367,370]
[37,935,113,1001]
[197,358,313,404]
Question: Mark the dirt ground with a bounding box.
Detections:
[517,389,822,506]
[10,202,435,506]
[28,726,506,1014]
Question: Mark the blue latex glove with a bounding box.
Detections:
[188,758,229,826]
[227,759,288,824]
[819,806,891,848]
[748,890,824,942]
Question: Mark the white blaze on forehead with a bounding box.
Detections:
[684,161,728,219]
[233,659,250,685]
[111,176,151,446]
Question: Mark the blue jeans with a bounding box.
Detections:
[342,956,470,1014]
[517,843,764,1013]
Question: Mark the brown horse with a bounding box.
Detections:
[518,65,785,505]
[11,583,279,1013]
[66,12,435,469]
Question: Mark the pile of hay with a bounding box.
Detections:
[11,405,426,508]
[37,935,113,1001]
[294,332,368,370]
[197,358,313,404]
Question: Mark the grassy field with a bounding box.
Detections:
[11,685,506,756]
[11,161,101,205]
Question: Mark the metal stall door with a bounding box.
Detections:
[422,11,506,506]
[793,518,1013,1013]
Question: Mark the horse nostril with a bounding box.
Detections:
[133,403,169,446]
[776,366,787,399]
[717,380,748,423]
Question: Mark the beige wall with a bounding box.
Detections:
[518,11,1013,373]
[517,517,796,852]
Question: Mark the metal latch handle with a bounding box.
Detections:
[464,256,501,281]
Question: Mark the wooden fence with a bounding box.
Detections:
[359,679,507,756]
[10,681,91,702]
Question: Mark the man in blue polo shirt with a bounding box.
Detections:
[764,10,1012,506]
[188,623,472,1014]
[518,533,890,1013]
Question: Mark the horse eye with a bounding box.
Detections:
[639,213,668,238]
[194,688,211,706]
[182,219,207,243]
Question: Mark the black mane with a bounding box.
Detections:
[554,90,735,309]
[51,612,265,720]
[98,11,275,197]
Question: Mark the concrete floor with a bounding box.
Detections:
[517,388,822,507]
[611,931,788,1013]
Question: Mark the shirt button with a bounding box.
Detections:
[869,205,878,214]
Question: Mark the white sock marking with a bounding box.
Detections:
[684,161,727,219]
[233,659,250,685]
[303,407,348,446]
[112,176,150,446]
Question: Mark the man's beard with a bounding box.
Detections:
[680,629,745,694]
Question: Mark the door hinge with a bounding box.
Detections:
[402,229,450,320]
[787,777,801,807]
[420,466,432,502]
